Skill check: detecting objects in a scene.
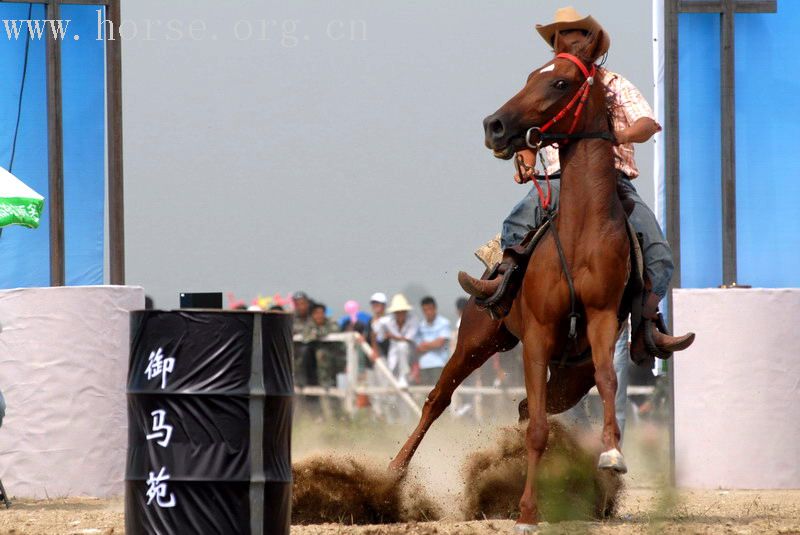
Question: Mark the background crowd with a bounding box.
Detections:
[288,290,523,392]
[224,289,666,428]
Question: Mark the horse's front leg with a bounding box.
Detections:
[586,308,627,473]
[516,325,556,532]
[388,298,518,474]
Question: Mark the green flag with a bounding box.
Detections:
[0,167,44,229]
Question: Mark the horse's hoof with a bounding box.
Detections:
[597,448,628,474]
[513,523,539,534]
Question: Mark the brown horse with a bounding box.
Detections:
[389,32,628,531]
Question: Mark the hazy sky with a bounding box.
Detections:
[120,0,655,319]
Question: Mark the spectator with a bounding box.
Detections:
[301,303,342,419]
[292,291,312,335]
[340,300,372,375]
[638,373,669,420]
[415,296,452,385]
[292,291,316,389]
[340,300,370,337]
[301,303,341,388]
[372,293,419,387]
[368,292,390,359]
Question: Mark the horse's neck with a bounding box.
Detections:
[557,137,619,229]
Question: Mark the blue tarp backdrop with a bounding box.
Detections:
[0,3,105,287]
[678,3,800,288]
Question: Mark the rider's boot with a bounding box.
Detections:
[458,248,525,320]
[632,291,695,359]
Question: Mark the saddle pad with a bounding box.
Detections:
[474,221,553,270]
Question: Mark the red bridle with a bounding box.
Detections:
[525,53,597,149]
[518,53,598,210]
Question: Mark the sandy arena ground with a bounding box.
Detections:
[1,406,798,534]
[0,489,798,534]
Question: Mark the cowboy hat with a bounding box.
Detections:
[535,7,610,58]
[386,293,413,313]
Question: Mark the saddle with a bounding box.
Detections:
[473,216,651,367]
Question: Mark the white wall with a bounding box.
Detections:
[673,289,800,489]
[0,286,144,498]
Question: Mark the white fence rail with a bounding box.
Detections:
[293,332,653,418]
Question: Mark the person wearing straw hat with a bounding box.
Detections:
[372,293,420,388]
[460,7,694,359]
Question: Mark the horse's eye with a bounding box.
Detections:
[553,80,568,90]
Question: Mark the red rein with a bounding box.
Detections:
[530,53,596,210]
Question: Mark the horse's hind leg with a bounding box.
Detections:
[388,298,518,473]
[517,360,596,421]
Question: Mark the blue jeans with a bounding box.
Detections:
[500,175,674,299]
[614,321,630,443]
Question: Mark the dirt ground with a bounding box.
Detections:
[290,489,800,534]
[2,411,798,534]
[0,488,797,534]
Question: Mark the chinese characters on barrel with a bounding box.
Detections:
[145,347,175,390]
[143,347,178,510]
[146,409,173,448]
[146,466,176,508]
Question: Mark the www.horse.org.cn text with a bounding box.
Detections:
[2,14,368,47]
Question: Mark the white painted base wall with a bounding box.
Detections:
[0,286,144,498]
[673,288,800,489]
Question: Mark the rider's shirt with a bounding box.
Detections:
[542,67,654,179]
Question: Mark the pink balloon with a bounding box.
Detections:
[344,300,359,325]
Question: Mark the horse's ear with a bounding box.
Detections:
[554,30,608,65]
[552,32,572,55]
[577,30,607,64]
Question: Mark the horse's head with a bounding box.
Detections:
[483,30,609,159]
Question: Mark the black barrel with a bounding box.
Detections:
[126,310,293,535]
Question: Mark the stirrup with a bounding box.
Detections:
[643,318,669,359]
[475,262,518,319]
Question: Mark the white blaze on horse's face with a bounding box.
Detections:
[538,63,556,75]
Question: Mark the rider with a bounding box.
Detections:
[458,7,694,355]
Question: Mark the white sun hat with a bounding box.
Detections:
[386,293,413,313]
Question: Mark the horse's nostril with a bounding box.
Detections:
[489,118,505,137]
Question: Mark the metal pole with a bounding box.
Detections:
[664,0,681,488]
[46,0,65,286]
[106,0,125,284]
[721,0,738,285]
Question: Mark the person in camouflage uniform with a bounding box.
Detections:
[301,303,343,419]
[301,302,342,388]
[291,291,316,388]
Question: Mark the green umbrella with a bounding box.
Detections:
[0,167,44,229]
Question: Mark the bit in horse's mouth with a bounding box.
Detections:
[492,145,515,160]
[491,136,524,160]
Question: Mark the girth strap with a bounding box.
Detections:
[543,210,581,364]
